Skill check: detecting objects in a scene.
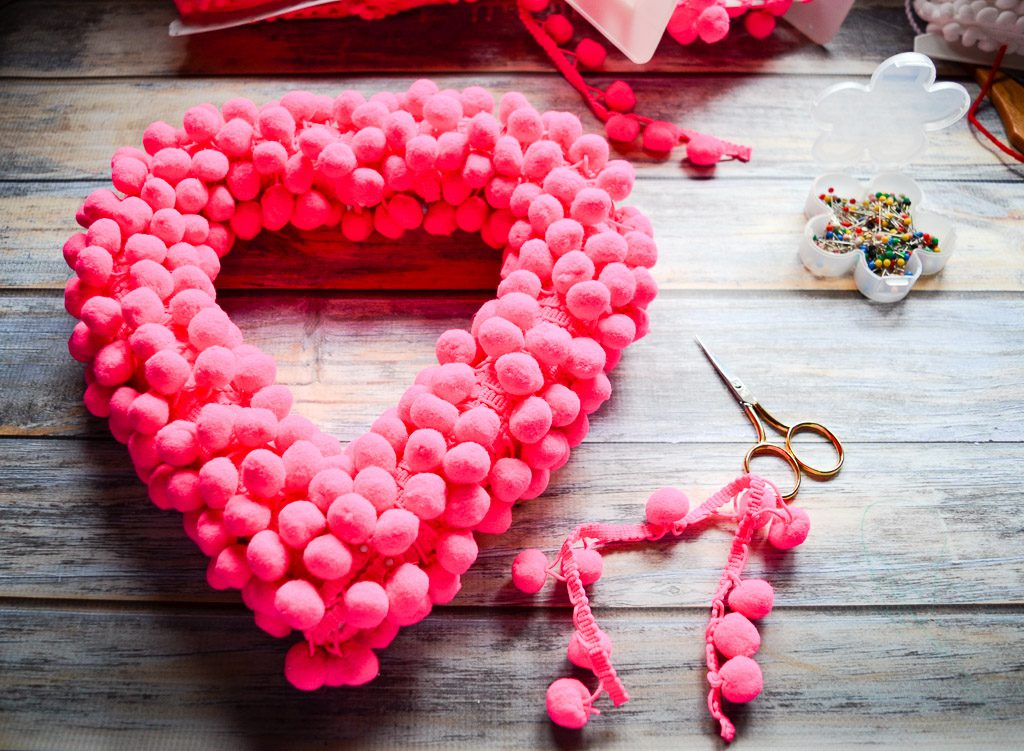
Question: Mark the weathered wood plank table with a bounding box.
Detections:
[1,1,1022,747]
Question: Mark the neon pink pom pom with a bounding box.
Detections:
[495,352,544,396]
[211,544,252,589]
[604,80,636,113]
[307,468,354,513]
[258,105,296,144]
[696,5,731,43]
[152,148,192,185]
[275,579,325,631]
[401,428,444,472]
[451,406,500,449]
[351,431,398,473]
[768,506,810,550]
[400,472,446,520]
[507,107,544,145]
[145,349,191,395]
[597,312,637,350]
[566,280,611,321]
[495,292,540,331]
[478,315,525,358]
[284,642,327,691]
[197,456,238,509]
[546,678,593,729]
[443,484,490,528]
[524,321,572,366]
[386,563,431,625]
[409,391,460,434]
[435,328,476,365]
[345,581,390,629]
[247,529,291,582]
[544,13,574,44]
[569,134,610,172]
[277,500,326,549]
[430,362,475,404]
[570,187,612,226]
[573,547,604,585]
[644,486,689,527]
[606,114,641,144]
[304,534,352,580]
[719,655,763,703]
[713,612,761,658]
[327,492,377,544]
[216,118,254,158]
[511,548,549,593]
[509,396,553,444]
[686,134,726,166]
[240,448,286,500]
[442,441,491,484]
[423,94,463,133]
[728,579,774,620]
[143,120,178,155]
[437,530,479,575]
[567,629,613,669]
[642,121,679,154]
[575,38,606,69]
[353,466,398,512]
[184,105,221,144]
[128,392,170,435]
[368,507,418,556]
[543,167,586,207]
[564,337,606,380]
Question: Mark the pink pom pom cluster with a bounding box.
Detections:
[667,1,807,46]
[512,475,809,741]
[63,81,658,691]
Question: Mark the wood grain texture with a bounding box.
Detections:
[5,178,1023,293]
[0,0,925,78]
[2,0,1023,747]
[1,438,1021,606]
[1,602,1023,750]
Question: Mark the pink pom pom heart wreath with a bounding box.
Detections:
[63,82,659,691]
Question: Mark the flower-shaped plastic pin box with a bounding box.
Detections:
[799,53,970,302]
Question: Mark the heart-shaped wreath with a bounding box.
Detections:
[63,81,658,690]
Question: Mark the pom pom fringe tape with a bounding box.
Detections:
[517,474,811,741]
[63,81,659,690]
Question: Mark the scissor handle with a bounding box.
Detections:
[742,442,802,501]
[785,421,844,479]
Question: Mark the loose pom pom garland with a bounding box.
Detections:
[514,474,808,741]
[64,82,659,690]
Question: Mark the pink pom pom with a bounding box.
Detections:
[215,118,254,158]
[423,94,463,133]
[112,156,148,196]
[713,612,761,658]
[511,548,549,593]
[353,466,398,512]
[768,506,810,550]
[442,441,491,484]
[80,296,123,337]
[479,316,525,358]
[507,107,544,145]
[75,245,114,287]
[570,187,612,226]
[436,530,479,575]
[443,484,490,529]
[430,362,475,404]
[93,341,135,387]
[453,405,501,448]
[247,529,291,582]
[143,120,178,155]
[224,494,272,536]
[569,134,610,172]
[566,280,611,321]
[546,678,594,729]
[400,472,446,520]
[494,352,544,396]
[278,500,327,549]
[575,38,607,69]
[151,148,192,185]
[307,468,354,513]
[258,105,296,144]
[597,161,636,202]
[198,456,238,509]
[696,5,731,43]
[564,337,605,380]
[510,396,553,444]
[327,492,377,544]
[488,457,531,503]
[525,321,572,366]
[183,105,221,144]
[544,13,574,44]
[191,149,230,182]
[728,579,775,620]
[686,134,726,166]
[196,403,235,454]
[495,292,540,331]
[284,642,327,691]
[211,544,252,590]
[718,655,763,703]
[435,329,476,365]
[241,448,286,500]
[544,219,583,258]
[145,349,191,395]
[386,562,431,625]
[352,431,398,473]
[567,629,613,669]
[573,547,603,585]
[128,392,170,435]
[403,428,446,472]
[606,114,641,144]
[542,167,587,207]
[642,121,679,153]
[604,80,636,113]
[644,486,689,527]
[410,392,460,433]
[344,581,390,628]
[275,579,325,630]
[371,507,420,555]
[304,534,353,580]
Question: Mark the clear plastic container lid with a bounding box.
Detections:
[811,52,970,170]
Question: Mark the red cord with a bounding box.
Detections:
[968,44,1024,164]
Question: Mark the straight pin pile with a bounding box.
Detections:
[812,188,941,278]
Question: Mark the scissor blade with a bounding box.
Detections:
[694,336,754,405]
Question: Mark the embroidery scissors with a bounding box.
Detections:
[695,336,844,501]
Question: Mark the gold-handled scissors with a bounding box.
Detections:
[695,336,844,501]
